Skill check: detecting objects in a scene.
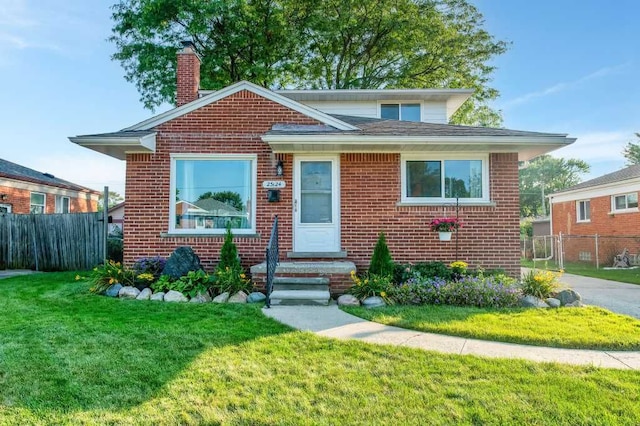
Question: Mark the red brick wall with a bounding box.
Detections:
[0,184,98,214]
[123,91,521,276]
[552,194,640,236]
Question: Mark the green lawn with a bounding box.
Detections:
[1,272,639,425]
[522,258,640,285]
[343,304,640,350]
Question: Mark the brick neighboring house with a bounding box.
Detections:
[549,164,640,263]
[0,158,100,214]
[70,43,574,293]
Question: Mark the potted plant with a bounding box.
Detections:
[429,217,461,241]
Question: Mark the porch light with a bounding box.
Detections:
[275,160,284,177]
[0,194,6,201]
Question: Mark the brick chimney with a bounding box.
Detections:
[176,41,201,106]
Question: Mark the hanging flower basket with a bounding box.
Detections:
[438,231,452,241]
[430,217,461,242]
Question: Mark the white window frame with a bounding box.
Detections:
[378,101,422,122]
[30,192,46,214]
[169,153,257,235]
[576,199,590,223]
[55,195,70,213]
[401,153,490,204]
[611,192,639,213]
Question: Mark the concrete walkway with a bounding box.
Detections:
[263,305,640,370]
[0,270,36,279]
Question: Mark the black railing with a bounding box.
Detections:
[265,215,279,308]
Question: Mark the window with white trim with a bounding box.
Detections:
[55,195,70,213]
[380,103,421,122]
[576,200,590,222]
[170,154,256,234]
[30,192,45,214]
[612,192,638,212]
[401,154,489,203]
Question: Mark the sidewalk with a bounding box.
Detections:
[263,304,640,370]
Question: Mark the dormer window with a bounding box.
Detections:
[380,103,421,122]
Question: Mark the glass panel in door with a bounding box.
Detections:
[300,161,332,223]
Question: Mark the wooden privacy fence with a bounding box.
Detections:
[0,212,105,271]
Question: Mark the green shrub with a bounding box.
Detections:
[150,275,173,293]
[368,232,394,278]
[107,233,123,263]
[348,271,393,303]
[521,269,561,299]
[89,260,134,294]
[217,225,241,272]
[213,266,253,295]
[174,270,214,297]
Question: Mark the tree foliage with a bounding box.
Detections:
[519,155,590,218]
[368,232,394,278]
[98,191,124,211]
[197,191,244,211]
[110,0,507,125]
[622,133,640,166]
[216,225,241,273]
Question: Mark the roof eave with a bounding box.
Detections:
[69,133,157,160]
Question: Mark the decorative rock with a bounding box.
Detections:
[213,292,230,303]
[164,290,188,302]
[545,297,561,308]
[565,300,584,308]
[519,295,549,308]
[162,246,203,280]
[136,288,152,300]
[337,294,361,306]
[119,286,141,299]
[247,292,267,303]
[555,289,582,306]
[362,296,386,308]
[228,291,248,304]
[150,292,165,301]
[190,292,212,303]
[105,283,122,297]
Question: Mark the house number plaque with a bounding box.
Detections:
[262,180,286,189]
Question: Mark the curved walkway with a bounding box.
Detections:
[263,305,640,370]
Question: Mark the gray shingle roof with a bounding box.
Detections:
[266,114,568,137]
[73,130,156,139]
[553,164,640,194]
[0,158,98,193]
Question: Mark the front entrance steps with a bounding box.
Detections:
[250,261,356,306]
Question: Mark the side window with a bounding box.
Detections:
[30,192,45,214]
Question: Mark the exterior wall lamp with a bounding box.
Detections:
[0,194,7,201]
[275,160,284,177]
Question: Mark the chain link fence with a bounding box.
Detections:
[521,234,640,270]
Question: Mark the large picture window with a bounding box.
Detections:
[401,155,488,203]
[170,154,256,234]
[30,192,45,214]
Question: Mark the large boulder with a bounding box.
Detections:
[228,291,248,304]
[164,290,188,302]
[362,296,386,309]
[337,294,361,306]
[519,295,549,308]
[162,246,203,280]
[247,292,267,303]
[136,288,152,300]
[105,283,122,297]
[545,297,561,308]
[119,286,140,299]
[213,292,230,303]
[554,289,582,306]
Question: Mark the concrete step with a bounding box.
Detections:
[273,277,330,291]
[270,289,331,306]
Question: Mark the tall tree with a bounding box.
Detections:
[98,191,124,211]
[622,133,640,166]
[519,155,590,218]
[110,0,507,125]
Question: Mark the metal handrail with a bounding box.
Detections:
[265,215,279,308]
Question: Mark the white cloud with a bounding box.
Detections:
[502,64,630,109]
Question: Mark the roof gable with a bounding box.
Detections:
[123,81,358,132]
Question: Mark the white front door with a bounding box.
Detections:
[294,156,340,252]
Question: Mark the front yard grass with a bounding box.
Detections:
[343,304,640,350]
[521,258,640,285]
[1,272,640,425]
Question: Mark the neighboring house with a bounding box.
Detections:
[108,201,125,234]
[70,42,574,288]
[549,165,640,264]
[0,158,100,214]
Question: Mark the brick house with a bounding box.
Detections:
[549,164,640,264]
[0,158,100,214]
[70,43,574,295]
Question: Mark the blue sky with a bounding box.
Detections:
[1,0,638,197]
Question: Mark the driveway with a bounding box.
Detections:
[533,270,640,319]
